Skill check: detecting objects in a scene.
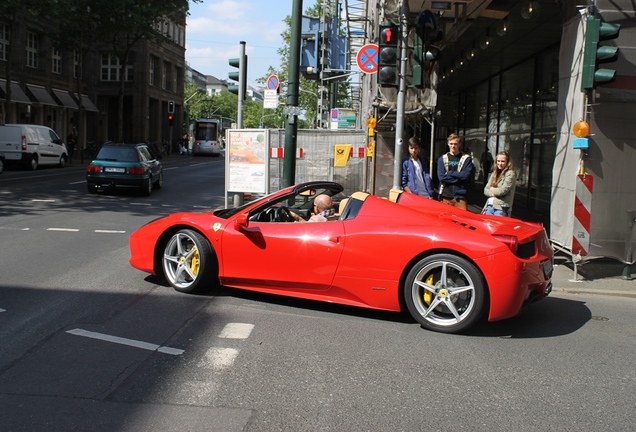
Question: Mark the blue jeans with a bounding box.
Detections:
[485,205,510,217]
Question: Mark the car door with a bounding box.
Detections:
[220,217,345,292]
[138,146,160,177]
[46,129,65,161]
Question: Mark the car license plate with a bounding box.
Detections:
[543,260,553,278]
[104,167,125,173]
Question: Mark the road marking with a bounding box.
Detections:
[130,203,152,206]
[94,230,126,234]
[198,347,239,370]
[69,181,86,184]
[32,199,55,202]
[0,227,30,231]
[0,308,6,313]
[218,323,254,339]
[47,228,80,232]
[66,328,184,356]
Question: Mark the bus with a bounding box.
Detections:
[188,119,222,156]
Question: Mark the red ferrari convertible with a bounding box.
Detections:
[129,181,553,334]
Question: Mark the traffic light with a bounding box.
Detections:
[168,100,174,113]
[168,114,174,126]
[581,16,620,91]
[228,53,248,100]
[378,24,400,87]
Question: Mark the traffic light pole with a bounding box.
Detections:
[392,4,408,190]
[282,0,303,188]
[237,41,246,128]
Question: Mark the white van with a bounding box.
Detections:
[0,124,68,170]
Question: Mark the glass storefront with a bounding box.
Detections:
[436,46,559,215]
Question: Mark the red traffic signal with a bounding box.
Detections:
[167,114,174,126]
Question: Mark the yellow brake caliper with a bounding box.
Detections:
[189,246,200,276]
[424,274,435,305]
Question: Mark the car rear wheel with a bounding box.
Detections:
[27,155,38,170]
[404,254,486,334]
[0,158,4,174]
[162,229,218,294]
[87,184,98,194]
[58,155,67,168]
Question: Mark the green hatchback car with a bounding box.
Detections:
[86,143,163,195]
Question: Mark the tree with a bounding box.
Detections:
[259,1,350,129]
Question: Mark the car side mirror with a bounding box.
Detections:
[235,212,249,230]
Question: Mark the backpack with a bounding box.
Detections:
[442,152,470,173]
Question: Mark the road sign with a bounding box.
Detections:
[356,44,379,74]
[264,89,278,109]
[266,74,280,90]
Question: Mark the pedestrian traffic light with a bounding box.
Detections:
[168,114,174,126]
[581,16,620,91]
[378,24,400,87]
[168,100,175,113]
[228,53,248,100]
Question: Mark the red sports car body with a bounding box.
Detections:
[129,181,553,333]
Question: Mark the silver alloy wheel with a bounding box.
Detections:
[163,231,201,290]
[405,254,484,333]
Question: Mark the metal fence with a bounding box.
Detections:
[268,129,369,197]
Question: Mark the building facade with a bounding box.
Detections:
[349,0,635,264]
[0,11,186,150]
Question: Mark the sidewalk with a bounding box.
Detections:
[550,256,636,298]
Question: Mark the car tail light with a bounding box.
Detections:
[128,167,145,175]
[494,234,518,254]
[195,141,201,146]
[21,135,27,151]
[86,164,102,173]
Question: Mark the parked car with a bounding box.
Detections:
[129,181,554,334]
[86,142,162,195]
[0,123,68,170]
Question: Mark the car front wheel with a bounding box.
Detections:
[143,175,153,196]
[404,254,486,334]
[154,171,163,189]
[162,229,218,293]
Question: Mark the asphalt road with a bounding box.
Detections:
[1,156,635,431]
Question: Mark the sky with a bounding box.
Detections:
[186,0,303,89]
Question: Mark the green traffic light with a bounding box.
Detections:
[581,16,620,91]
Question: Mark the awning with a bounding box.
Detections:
[0,80,32,104]
[75,94,99,112]
[52,89,78,109]
[27,84,59,106]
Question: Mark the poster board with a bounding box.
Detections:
[225,129,269,194]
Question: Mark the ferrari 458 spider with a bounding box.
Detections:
[129,181,553,334]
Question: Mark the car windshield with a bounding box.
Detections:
[96,146,139,162]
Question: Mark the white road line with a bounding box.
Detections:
[0,308,6,313]
[218,323,254,339]
[47,228,80,232]
[0,227,30,231]
[32,199,55,202]
[130,203,152,206]
[66,328,184,356]
[94,230,126,234]
[198,347,239,370]
[164,166,179,170]
[69,180,86,184]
